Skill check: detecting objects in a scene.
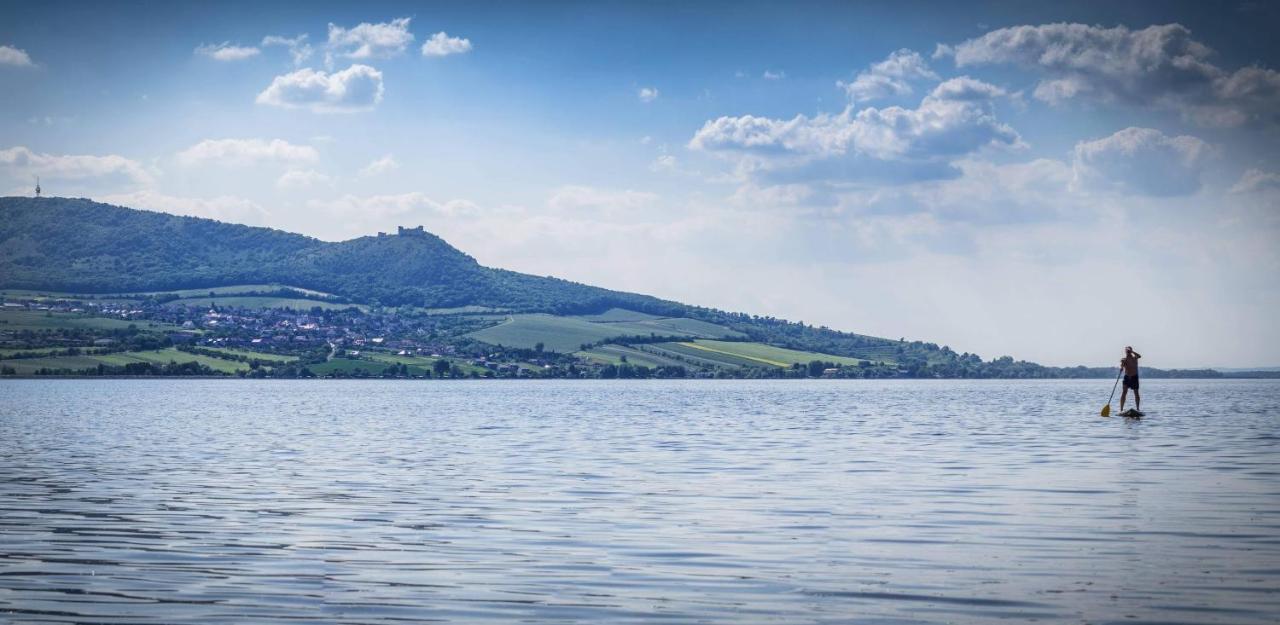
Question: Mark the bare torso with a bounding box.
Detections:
[1121,354,1140,375]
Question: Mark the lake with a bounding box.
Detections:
[1,379,1278,624]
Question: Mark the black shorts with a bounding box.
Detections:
[1123,375,1139,390]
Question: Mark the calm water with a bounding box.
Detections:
[1,379,1278,624]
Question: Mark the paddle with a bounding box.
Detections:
[1100,368,1122,417]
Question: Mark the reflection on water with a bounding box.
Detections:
[1,379,1278,624]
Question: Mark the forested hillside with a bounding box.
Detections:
[0,197,685,314]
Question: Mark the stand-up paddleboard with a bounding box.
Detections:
[1118,409,1144,418]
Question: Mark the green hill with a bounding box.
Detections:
[0,196,989,372]
[0,197,686,315]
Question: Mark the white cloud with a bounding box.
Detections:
[255,64,384,113]
[276,169,332,190]
[0,44,33,67]
[358,154,400,177]
[194,42,260,61]
[98,190,269,225]
[947,22,1280,127]
[176,138,319,167]
[1230,168,1280,194]
[1072,127,1212,197]
[310,192,480,220]
[0,146,152,186]
[690,77,1019,185]
[906,157,1076,223]
[638,87,659,103]
[763,70,786,80]
[327,17,413,60]
[262,34,313,65]
[548,185,658,217]
[840,49,938,102]
[421,32,472,57]
[649,154,678,173]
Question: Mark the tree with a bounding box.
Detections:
[807,360,826,378]
[433,358,451,378]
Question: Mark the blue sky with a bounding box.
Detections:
[2,1,1278,367]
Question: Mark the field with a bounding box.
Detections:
[1,289,134,302]
[139,284,336,298]
[204,347,299,363]
[1,347,249,375]
[467,312,741,353]
[364,351,489,375]
[308,358,389,377]
[467,315,646,353]
[307,353,487,377]
[419,305,507,315]
[0,309,184,332]
[167,296,363,311]
[647,340,877,369]
[573,308,662,322]
[575,344,689,368]
[601,317,745,338]
[0,347,65,358]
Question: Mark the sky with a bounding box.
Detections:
[2,0,1278,368]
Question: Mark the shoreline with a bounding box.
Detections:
[2,375,1271,381]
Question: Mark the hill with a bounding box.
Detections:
[0,196,1226,379]
[0,197,686,314]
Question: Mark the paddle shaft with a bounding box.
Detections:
[1106,367,1123,405]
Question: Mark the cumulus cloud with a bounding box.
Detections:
[262,34,313,65]
[310,192,480,220]
[421,31,472,57]
[194,42,260,61]
[176,138,319,167]
[255,64,384,113]
[638,87,659,103]
[0,146,152,186]
[840,49,938,102]
[358,154,400,177]
[276,169,332,190]
[98,190,269,224]
[690,77,1019,185]
[946,22,1280,126]
[327,17,413,60]
[0,44,34,67]
[1230,168,1280,194]
[1072,127,1211,197]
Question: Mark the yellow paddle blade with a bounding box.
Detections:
[1100,404,1111,417]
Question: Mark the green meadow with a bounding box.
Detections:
[0,309,185,332]
[167,296,363,311]
[649,340,881,369]
[139,284,337,298]
[203,347,299,363]
[467,311,741,353]
[576,344,689,368]
[1,347,249,375]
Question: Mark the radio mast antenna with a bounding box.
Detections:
[35,176,41,197]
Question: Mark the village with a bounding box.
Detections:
[0,292,603,378]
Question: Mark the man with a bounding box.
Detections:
[1119,346,1141,411]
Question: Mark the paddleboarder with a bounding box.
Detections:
[1119,346,1141,412]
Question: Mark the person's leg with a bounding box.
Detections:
[1120,385,1128,410]
[1134,388,1140,411]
